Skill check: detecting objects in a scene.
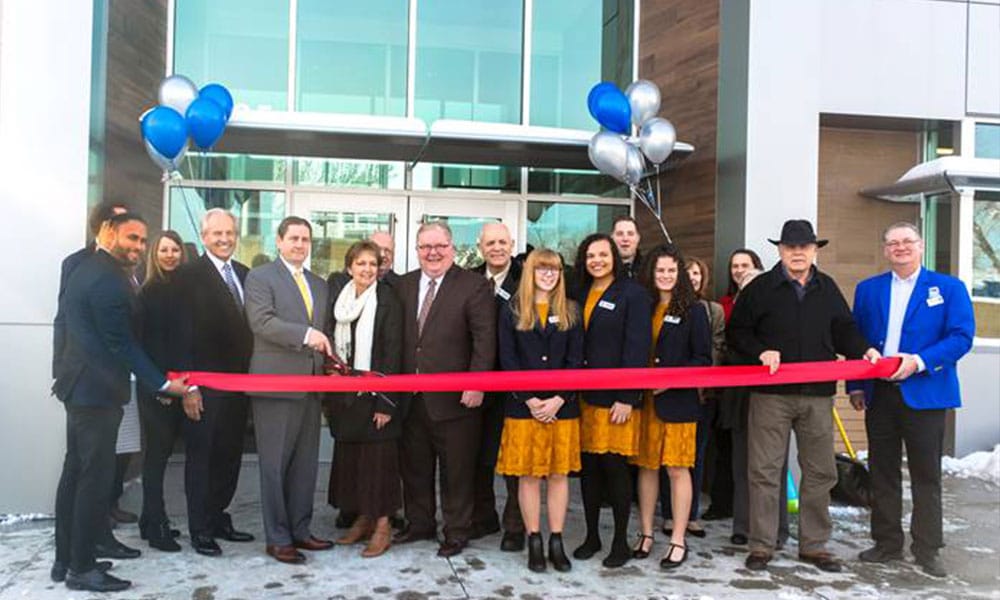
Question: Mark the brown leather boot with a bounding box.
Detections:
[336,515,373,545]
[361,517,392,558]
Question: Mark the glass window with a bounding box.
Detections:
[307,211,394,278]
[974,123,1000,159]
[294,159,405,188]
[411,163,521,192]
[972,191,1000,298]
[296,1,408,115]
[414,0,522,124]
[184,153,287,183]
[169,187,286,268]
[421,214,499,269]
[526,200,629,267]
[174,0,289,110]
[922,193,953,275]
[527,167,628,197]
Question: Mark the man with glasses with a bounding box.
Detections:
[848,221,975,577]
[394,221,496,558]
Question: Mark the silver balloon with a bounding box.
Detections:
[639,117,676,165]
[144,138,188,174]
[588,131,629,181]
[623,144,646,187]
[157,74,199,115]
[625,79,661,128]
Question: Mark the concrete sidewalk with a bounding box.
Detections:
[1,461,998,599]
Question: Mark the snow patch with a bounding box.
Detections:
[0,513,51,526]
[941,445,1000,485]
[964,546,996,554]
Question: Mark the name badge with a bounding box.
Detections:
[496,288,511,301]
[598,300,616,311]
[548,315,560,324]
[926,286,943,307]
[663,315,681,324]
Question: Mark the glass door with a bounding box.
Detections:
[291,192,408,279]
[406,195,521,270]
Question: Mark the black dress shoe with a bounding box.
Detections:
[572,536,602,560]
[526,533,546,572]
[601,544,631,568]
[799,551,842,573]
[65,568,131,592]
[859,545,904,563]
[471,520,501,540]
[393,527,437,544]
[51,560,111,583]
[745,551,771,571]
[212,521,254,542]
[686,524,707,538]
[147,521,182,552]
[701,507,732,521]
[548,533,571,572]
[140,521,181,540]
[94,540,141,559]
[660,542,688,570]
[730,533,748,545]
[192,534,223,556]
[915,553,947,577]
[436,538,466,558]
[500,531,525,552]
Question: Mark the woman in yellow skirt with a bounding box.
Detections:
[495,249,584,573]
[570,234,652,568]
[632,244,712,569]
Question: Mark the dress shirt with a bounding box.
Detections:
[884,266,925,372]
[485,262,511,292]
[418,271,442,317]
[205,251,244,303]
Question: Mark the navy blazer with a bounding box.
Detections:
[497,300,584,419]
[573,278,652,407]
[52,250,165,407]
[52,243,94,379]
[848,268,974,410]
[650,303,713,422]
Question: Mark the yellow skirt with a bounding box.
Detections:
[631,394,697,470]
[579,400,641,457]
[496,417,581,477]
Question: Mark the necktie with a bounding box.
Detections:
[294,270,313,320]
[490,275,497,293]
[417,279,436,336]
[222,263,242,307]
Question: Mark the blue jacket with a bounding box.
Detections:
[497,300,584,419]
[52,250,166,407]
[848,268,975,410]
[573,278,652,408]
[651,303,713,422]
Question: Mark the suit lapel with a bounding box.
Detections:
[275,261,312,323]
[876,272,891,340]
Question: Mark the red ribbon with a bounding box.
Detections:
[173,358,899,394]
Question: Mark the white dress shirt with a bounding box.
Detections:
[884,267,925,372]
[485,262,511,292]
[205,251,244,303]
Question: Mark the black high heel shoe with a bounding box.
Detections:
[527,532,546,573]
[632,533,654,559]
[660,542,688,569]
[548,533,571,572]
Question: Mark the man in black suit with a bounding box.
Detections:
[53,213,189,592]
[470,222,525,550]
[175,208,255,556]
[370,230,400,288]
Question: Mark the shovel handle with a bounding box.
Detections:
[832,406,857,460]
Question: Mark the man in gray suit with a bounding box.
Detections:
[245,216,334,564]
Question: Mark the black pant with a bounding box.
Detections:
[867,382,945,558]
[182,390,247,535]
[472,394,523,533]
[580,452,632,551]
[139,393,183,528]
[54,405,122,572]
[706,427,734,515]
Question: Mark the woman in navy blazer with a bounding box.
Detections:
[631,245,712,569]
[570,233,652,569]
[495,248,584,573]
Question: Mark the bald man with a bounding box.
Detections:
[470,222,525,550]
[369,231,400,288]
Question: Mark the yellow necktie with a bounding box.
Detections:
[293,270,313,320]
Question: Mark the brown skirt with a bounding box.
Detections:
[329,439,401,519]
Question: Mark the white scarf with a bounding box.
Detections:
[333,281,378,371]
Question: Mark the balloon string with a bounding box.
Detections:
[631,185,671,244]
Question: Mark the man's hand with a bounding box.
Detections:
[164,376,188,396]
[848,390,866,411]
[306,328,332,356]
[864,347,882,364]
[889,353,920,381]
[373,412,392,430]
[460,390,484,408]
[759,350,781,375]
[183,389,204,421]
[609,401,632,424]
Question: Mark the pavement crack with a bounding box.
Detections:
[446,556,472,599]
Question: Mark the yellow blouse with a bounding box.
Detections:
[652,301,669,343]
[583,285,608,329]
[536,302,549,326]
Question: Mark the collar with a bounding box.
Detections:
[777,263,817,287]
[278,255,305,277]
[420,269,445,287]
[891,266,921,285]
[486,261,511,281]
[205,251,233,272]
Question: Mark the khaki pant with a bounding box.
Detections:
[747,393,836,555]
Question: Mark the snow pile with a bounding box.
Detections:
[0,513,51,526]
[941,444,1000,485]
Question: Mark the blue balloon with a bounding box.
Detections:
[186,97,227,149]
[141,106,187,159]
[587,82,619,121]
[199,83,234,120]
[593,87,632,134]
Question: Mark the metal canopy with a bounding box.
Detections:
[860,156,1000,201]
[215,110,694,171]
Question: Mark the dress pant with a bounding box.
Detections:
[54,405,122,572]
[472,393,523,533]
[183,390,248,536]
[748,393,834,555]
[401,393,481,542]
[138,392,183,527]
[707,427,734,514]
[733,423,790,541]
[867,381,946,559]
[252,394,321,546]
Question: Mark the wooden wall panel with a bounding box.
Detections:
[637,0,720,268]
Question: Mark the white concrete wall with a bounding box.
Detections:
[955,343,1000,457]
[0,0,93,512]
[967,2,1000,116]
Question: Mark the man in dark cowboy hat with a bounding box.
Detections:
[727,219,880,573]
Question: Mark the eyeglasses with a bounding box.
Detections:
[416,243,451,253]
[884,239,920,248]
[534,267,559,275]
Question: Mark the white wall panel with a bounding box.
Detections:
[967,3,1000,116]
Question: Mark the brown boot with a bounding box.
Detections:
[361,517,392,558]
[336,516,373,545]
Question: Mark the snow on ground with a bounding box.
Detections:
[0,513,50,526]
[942,444,1000,485]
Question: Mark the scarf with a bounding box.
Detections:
[333,281,378,371]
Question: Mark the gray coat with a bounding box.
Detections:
[245,258,329,399]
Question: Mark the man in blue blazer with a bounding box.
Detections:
[848,221,975,577]
[53,213,189,592]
